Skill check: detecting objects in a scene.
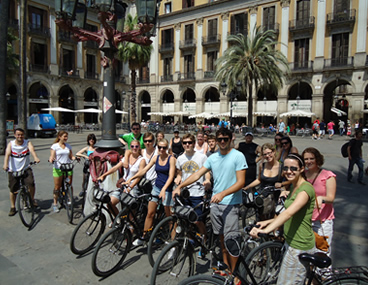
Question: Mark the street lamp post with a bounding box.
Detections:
[221,80,242,127]
[54,0,159,148]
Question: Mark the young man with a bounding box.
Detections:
[278,119,285,134]
[347,130,365,185]
[173,128,247,274]
[3,128,40,216]
[206,134,217,157]
[173,134,211,242]
[118,122,145,149]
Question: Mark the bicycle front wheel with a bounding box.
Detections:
[64,185,74,224]
[16,187,35,228]
[324,277,368,284]
[70,211,106,255]
[178,274,225,285]
[150,240,196,285]
[243,240,284,284]
[91,227,131,277]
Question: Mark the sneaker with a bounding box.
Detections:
[79,191,84,197]
[132,238,144,247]
[8,207,16,216]
[53,205,60,213]
[167,247,177,260]
[198,249,206,259]
[154,238,163,245]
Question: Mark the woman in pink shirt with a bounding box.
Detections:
[327,121,335,139]
[303,147,336,255]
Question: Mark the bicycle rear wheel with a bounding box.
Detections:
[70,211,106,255]
[177,274,224,285]
[243,240,284,284]
[64,184,74,224]
[150,240,196,285]
[16,187,35,228]
[91,227,131,277]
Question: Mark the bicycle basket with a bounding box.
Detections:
[12,170,25,178]
[60,163,74,172]
[174,206,198,223]
[93,187,111,203]
[120,192,138,210]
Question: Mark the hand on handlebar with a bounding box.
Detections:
[172,187,181,200]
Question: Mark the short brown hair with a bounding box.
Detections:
[302,147,324,167]
[182,133,195,142]
[207,134,216,141]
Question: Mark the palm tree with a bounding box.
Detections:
[7,28,20,75]
[117,14,152,123]
[215,26,289,127]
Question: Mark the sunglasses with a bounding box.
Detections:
[281,142,289,145]
[182,141,193,145]
[158,146,168,150]
[282,166,299,172]
[216,137,230,142]
[275,138,281,141]
[131,145,139,149]
[144,139,153,143]
[132,128,140,130]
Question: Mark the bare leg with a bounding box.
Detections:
[9,192,16,208]
[53,176,62,205]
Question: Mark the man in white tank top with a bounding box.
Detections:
[3,128,40,216]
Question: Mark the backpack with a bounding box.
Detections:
[89,149,121,182]
[341,141,350,158]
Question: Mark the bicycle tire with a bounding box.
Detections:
[65,185,74,224]
[16,187,35,228]
[241,206,258,229]
[70,211,106,255]
[324,277,368,285]
[147,216,177,268]
[150,240,196,285]
[91,227,131,277]
[243,240,284,284]
[177,274,225,285]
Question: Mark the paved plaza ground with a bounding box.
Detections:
[0,130,367,285]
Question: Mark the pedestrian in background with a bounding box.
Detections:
[327,120,335,140]
[347,130,365,185]
[338,120,345,136]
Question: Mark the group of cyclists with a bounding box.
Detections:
[4,122,340,284]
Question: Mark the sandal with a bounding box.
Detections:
[234,277,241,285]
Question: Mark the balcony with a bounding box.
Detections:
[288,61,313,72]
[228,29,248,37]
[29,64,49,73]
[137,78,150,84]
[289,16,315,33]
[204,71,215,79]
[28,24,50,37]
[59,67,80,78]
[179,39,196,51]
[327,9,356,25]
[261,23,280,35]
[202,34,221,47]
[58,31,77,44]
[161,75,173,82]
[159,42,174,54]
[178,72,196,81]
[85,72,99,80]
[83,41,99,49]
[324,57,354,69]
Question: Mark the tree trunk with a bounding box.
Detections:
[18,0,27,129]
[0,0,10,154]
[130,69,137,123]
[248,81,253,127]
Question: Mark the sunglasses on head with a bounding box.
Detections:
[216,137,230,142]
[144,139,153,143]
[158,146,168,150]
[282,166,299,172]
[131,145,139,149]
[182,141,193,145]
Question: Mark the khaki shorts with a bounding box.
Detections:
[8,168,35,193]
[210,203,240,239]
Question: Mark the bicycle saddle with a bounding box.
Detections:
[299,252,331,268]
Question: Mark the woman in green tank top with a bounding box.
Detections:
[250,153,315,285]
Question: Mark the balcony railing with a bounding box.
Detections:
[228,29,248,37]
[289,61,313,71]
[137,78,150,84]
[179,39,197,50]
[28,24,50,37]
[178,72,196,81]
[327,9,356,25]
[58,31,77,43]
[85,72,99,80]
[261,23,280,34]
[161,75,173,82]
[59,67,80,78]
[289,16,315,31]
[202,34,221,46]
[159,42,174,53]
[83,41,99,49]
[324,57,354,68]
[29,64,49,73]
[204,71,215,79]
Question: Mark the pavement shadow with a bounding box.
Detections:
[27,199,53,230]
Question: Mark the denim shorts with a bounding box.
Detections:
[151,185,174,206]
[111,187,140,200]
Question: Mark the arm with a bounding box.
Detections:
[69,149,76,161]
[316,176,336,206]
[76,146,89,159]
[203,171,212,190]
[174,166,210,195]
[122,150,131,169]
[211,169,246,204]
[2,142,12,170]
[28,142,40,163]
[203,142,208,154]
[255,146,262,163]
[119,136,127,146]
[127,159,146,191]
[174,169,182,186]
[347,145,352,160]
[98,161,124,181]
[49,148,56,163]
[244,164,262,190]
[126,155,157,184]
[290,146,298,154]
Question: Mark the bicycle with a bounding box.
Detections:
[69,181,121,255]
[7,161,39,228]
[91,189,165,277]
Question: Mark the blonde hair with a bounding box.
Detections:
[54,131,68,143]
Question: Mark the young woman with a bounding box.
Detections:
[155,131,165,145]
[303,147,336,255]
[49,131,76,213]
[250,153,316,285]
[274,133,283,161]
[243,143,282,219]
[277,136,298,163]
[125,138,176,246]
[194,131,208,154]
[76,133,97,197]
[98,140,146,216]
[169,130,184,158]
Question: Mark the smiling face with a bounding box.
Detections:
[157,141,168,154]
[208,139,216,150]
[281,139,290,150]
[130,141,140,153]
[59,133,68,143]
[274,135,282,147]
[156,133,164,142]
[216,135,231,151]
[182,138,194,152]
[283,158,303,183]
[303,152,317,171]
[262,147,275,163]
[14,130,25,144]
